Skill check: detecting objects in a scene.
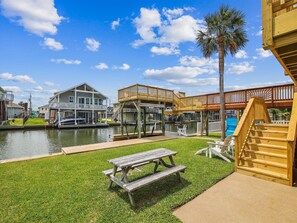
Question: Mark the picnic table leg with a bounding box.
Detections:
[153,160,160,173]
[168,156,181,182]
[122,167,135,206]
[108,166,118,188]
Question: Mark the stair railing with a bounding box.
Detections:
[233,97,271,170]
[287,92,297,185]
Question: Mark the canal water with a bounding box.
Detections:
[0,123,198,160]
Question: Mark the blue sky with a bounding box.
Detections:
[0,0,293,108]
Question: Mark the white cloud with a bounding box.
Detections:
[162,8,184,20]
[132,7,204,51]
[144,66,215,80]
[95,63,109,70]
[255,48,273,58]
[133,8,161,47]
[1,86,21,92]
[111,18,120,30]
[50,59,81,64]
[85,38,100,52]
[44,81,55,86]
[179,56,218,68]
[1,0,63,36]
[159,15,204,44]
[150,46,179,55]
[35,86,43,91]
[167,77,218,86]
[0,72,36,84]
[235,50,248,59]
[227,62,255,75]
[43,38,63,50]
[115,63,130,70]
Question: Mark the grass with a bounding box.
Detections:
[5,118,48,126]
[0,138,233,223]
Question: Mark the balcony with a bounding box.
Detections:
[0,91,14,101]
[49,102,107,110]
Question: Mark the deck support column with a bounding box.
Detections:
[161,106,165,136]
[74,88,77,125]
[120,104,124,136]
[236,110,241,122]
[143,107,146,136]
[205,111,209,136]
[137,102,142,139]
[200,111,204,136]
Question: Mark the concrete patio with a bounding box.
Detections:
[173,172,297,223]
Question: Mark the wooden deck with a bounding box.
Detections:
[118,83,294,112]
[62,135,175,155]
[262,0,297,83]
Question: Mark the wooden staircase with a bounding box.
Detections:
[237,123,290,185]
[234,96,297,186]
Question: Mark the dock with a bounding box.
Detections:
[62,135,175,155]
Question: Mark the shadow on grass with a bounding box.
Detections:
[109,174,191,210]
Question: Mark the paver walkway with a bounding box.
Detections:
[173,172,297,223]
[62,135,174,155]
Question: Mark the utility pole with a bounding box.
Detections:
[29,93,32,117]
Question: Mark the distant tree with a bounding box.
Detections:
[196,5,248,140]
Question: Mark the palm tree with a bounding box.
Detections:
[196,5,248,141]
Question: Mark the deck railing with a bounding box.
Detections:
[118,83,294,110]
[118,84,174,102]
[49,102,107,110]
[179,84,294,110]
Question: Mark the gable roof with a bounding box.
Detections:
[49,83,108,102]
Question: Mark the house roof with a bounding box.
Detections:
[7,103,24,109]
[49,83,108,102]
[38,104,49,109]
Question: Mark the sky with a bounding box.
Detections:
[0,0,293,109]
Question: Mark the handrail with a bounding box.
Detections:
[233,97,271,168]
[286,92,297,185]
[287,92,297,141]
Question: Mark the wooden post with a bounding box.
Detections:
[236,110,241,122]
[120,105,124,135]
[137,103,142,139]
[143,107,147,136]
[161,107,165,136]
[205,111,209,136]
[200,111,204,136]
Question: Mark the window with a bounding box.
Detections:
[69,96,74,103]
[94,98,99,105]
[78,98,84,104]
[86,98,90,105]
[99,99,103,105]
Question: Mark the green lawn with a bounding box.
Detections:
[6,118,48,126]
[0,138,233,223]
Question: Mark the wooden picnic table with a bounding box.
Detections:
[103,148,186,206]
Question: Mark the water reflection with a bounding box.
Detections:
[0,122,197,160]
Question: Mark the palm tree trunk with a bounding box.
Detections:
[218,36,226,141]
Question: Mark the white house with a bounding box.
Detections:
[38,104,49,120]
[48,83,108,125]
[7,103,24,118]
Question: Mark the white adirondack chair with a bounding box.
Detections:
[177,124,187,136]
[195,136,234,162]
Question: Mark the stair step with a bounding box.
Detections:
[257,123,289,128]
[251,129,288,134]
[237,166,289,183]
[249,136,287,142]
[241,157,287,168]
[244,150,287,159]
[246,143,287,153]
[247,142,286,149]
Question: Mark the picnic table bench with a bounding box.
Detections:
[103,148,186,206]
